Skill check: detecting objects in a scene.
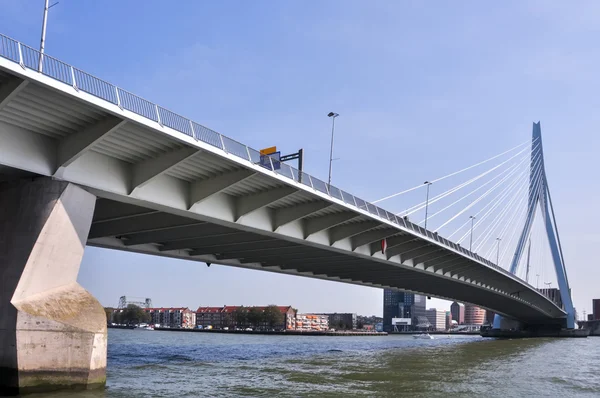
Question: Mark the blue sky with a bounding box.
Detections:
[2,1,599,316]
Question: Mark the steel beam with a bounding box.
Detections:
[93,199,158,223]
[410,249,449,265]
[0,75,28,111]
[370,235,415,255]
[189,240,293,257]
[351,228,398,250]
[89,212,199,238]
[329,221,380,244]
[235,186,297,220]
[131,146,200,190]
[303,212,359,237]
[123,223,235,246]
[57,115,126,169]
[215,244,303,260]
[160,232,265,251]
[273,201,332,230]
[386,240,429,260]
[189,169,256,206]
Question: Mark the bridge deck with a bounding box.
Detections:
[0,33,565,324]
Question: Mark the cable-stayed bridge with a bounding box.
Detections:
[0,32,581,392]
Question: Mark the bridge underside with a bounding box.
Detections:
[89,198,566,327]
[0,166,562,327]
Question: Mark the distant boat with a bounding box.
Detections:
[136,325,154,331]
[412,333,433,339]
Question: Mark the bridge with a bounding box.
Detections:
[0,32,576,393]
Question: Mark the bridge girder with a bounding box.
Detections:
[0,54,566,326]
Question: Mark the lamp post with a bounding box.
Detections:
[327,112,339,187]
[495,237,501,266]
[544,282,552,298]
[469,216,476,251]
[38,0,59,72]
[424,181,432,229]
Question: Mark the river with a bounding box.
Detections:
[23,329,600,397]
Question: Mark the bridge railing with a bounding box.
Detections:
[0,33,519,282]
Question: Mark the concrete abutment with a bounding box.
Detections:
[0,178,106,395]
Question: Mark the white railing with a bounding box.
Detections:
[0,33,537,287]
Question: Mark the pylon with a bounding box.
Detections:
[493,122,574,329]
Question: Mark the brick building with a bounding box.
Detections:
[145,308,195,328]
[195,307,225,329]
[195,305,296,330]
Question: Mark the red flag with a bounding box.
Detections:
[381,238,387,255]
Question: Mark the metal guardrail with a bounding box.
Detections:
[0,33,540,291]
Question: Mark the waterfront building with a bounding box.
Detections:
[464,304,486,325]
[383,289,426,332]
[144,308,195,328]
[485,310,495,325]
[426,308,447,331]
[445,311,452,330]
[196,307,224,329]
[594,299,600,320]
[196,305,296,330]
[296,314,328,331]
[450,302,465,324]
[318,313,357,330]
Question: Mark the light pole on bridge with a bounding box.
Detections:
[424,181,432,229]
[327,112,339,187]
[495,237,501,266]
[469,216,476,251]
[38,0,60,73]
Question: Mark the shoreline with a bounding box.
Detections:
[151,327,387,336]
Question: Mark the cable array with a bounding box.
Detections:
[371,135,561,292]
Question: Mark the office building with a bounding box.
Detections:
[383,289,426,331]
[464,304,486,325]
[594,299,600,320]
[485,310,495,325]
[318,313,357,330]
[446,311,452,330]
[450,302,465,324]
[426,308,447,331]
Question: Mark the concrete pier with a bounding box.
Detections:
[0,178,106,395]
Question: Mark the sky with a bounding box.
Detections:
[2,1,599,317]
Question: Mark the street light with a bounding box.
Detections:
[495,237,501,266]
[38,0,59,72]
[423,181,432,229]
[469,216,476,251]
[327,112,339,187]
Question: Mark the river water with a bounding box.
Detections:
[24,329,600,397]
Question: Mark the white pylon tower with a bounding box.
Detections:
[494,122,575,329]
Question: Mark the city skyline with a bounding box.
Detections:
[2,1,598,316]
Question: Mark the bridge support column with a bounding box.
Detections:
[492,316,522,331]
[0,178,106,395]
